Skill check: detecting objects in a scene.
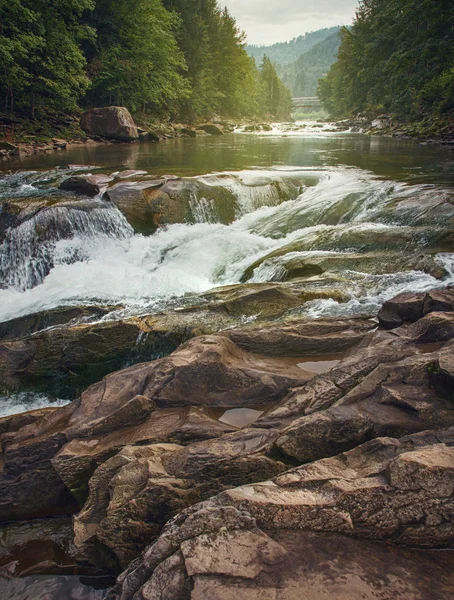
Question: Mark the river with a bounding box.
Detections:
[0,123,453,414]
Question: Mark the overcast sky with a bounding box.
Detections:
[222,0,358,46]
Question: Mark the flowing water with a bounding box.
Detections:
[0,123,453,330]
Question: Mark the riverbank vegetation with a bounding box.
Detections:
[0,0,292,128]
[318,0,454,136]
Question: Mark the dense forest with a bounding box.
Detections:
[318,0,454,120]
[279,31,341,98]
[0,0,292,122]
[247,27,339,68]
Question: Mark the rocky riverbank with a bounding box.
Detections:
[0,106,247,161]
[0,286,453,599]
[335,112,454,145]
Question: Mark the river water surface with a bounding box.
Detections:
[1,123,453,332]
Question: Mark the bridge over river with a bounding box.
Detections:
[292,96,323,111]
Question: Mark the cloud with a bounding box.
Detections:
[222,0,358,45]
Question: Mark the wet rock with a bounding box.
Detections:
[60,175,113,196]
[378,287,454,329]
[198,124,224,136]
[0,305,114,341]
[0,305,258,397]
[138,130,160,142]
[80,107,139,142]
[0,517,99,577]
[0,575,110,599]
[202,284,301,318]
[226,317,373,356]
[179,128,196,138]
[107,429,454,600]
[104,180,182,235]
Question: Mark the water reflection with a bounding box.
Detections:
[2,132,453,185]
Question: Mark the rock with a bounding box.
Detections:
[0,517,100,578]
[430,350,454,401]
[378,291,426,328]
[0,316,196,397]
[0,407,58,435]
[378,287,454,329]
[80,107,139,142]
[107,430,454,600]
[198,124,224,136]
[179,128,196,138]
[0,305,115,341]
[225,317,373,356]
[0,333,308,522]
[0,141,19,154]
[139,131,160,142]
[52,138,68,149]
[104,180,182,235]
[0,576,109,599]
[114,169,148,179]
[73,429,284,570]
[269,328,454,461]
[60,175,113,196]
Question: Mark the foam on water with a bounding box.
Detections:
[0,392,70,418]
[0,166,452,323]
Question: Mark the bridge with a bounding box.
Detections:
[292,97,323,111]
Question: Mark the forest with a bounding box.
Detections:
[318,0,454,121]
[0,0,292,122]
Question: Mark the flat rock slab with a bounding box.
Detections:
[189,530,454,600]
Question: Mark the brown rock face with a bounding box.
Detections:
[378,286,454,329]
[60,175,114,197]
[73,429,284,570]
[0,334,309,522]
[107,429,454,600]
[80,107,139,142]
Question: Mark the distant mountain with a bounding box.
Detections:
[278,31,342,97]
[246,27,340,68]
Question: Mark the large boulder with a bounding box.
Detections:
[107,429,454,600]
[80,107,139,142]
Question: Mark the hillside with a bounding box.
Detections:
[279,31,341,97]
[246,27,340,67]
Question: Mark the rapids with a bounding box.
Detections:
[0,124,453,325]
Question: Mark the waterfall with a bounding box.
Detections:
[0,201,133,291]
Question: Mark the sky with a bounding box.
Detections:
[222,0,358,46]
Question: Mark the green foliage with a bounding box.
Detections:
[247,27,340,67]
[280,32,341,97]
[0,0,94,116]
[318,0,454,119]
[260,57,292,120]
[85,0,190,112]
[0,0,292,121]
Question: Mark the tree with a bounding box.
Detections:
[0,0,94,117]
[85,0,190,113]
[318,0,454,119]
